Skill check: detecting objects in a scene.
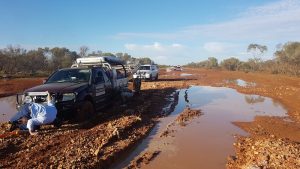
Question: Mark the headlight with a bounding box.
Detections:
[145,73,150,78]
[62,93,76,101]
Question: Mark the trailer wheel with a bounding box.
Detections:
[77,100,95,121]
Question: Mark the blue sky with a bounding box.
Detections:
[0,0,299,65]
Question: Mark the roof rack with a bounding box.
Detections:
[71,56,125,68]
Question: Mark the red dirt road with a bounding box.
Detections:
[1,68,300,168]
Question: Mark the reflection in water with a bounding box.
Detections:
[0,96,17,122]
[184,89,189,105]
[225,79,256,87]
[113,86,287,169]
[244,95,265,104]
[272,99,284,108]
[180,73,193,77]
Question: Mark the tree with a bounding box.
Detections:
[24,49,48,73]
[184,57,218,69]
[138,57,153,65]
[247,44,268,71]
[247,44,268,57]
[79,46,89,57]
[207,57,218,68]
[220,57,240,71]
[275,42,300,66]
[115,52,123,58]
[116,52,132,62]
[274,42,300,75]
[0,50,8,72]
[2,45,26,74]
[102,52,116,57]
[50,47,78,70]
[238,61,252,72]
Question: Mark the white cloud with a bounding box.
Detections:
[244,0,299,16]
[115,0,300,42]
[203,42,226,53]
[117,0,300,64]
[124,42,187,64]
[172,43,183,48]
[124,42,185,52]
[124,43,137,50]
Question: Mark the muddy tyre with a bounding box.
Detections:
[76,100,95,121]
[148,75,153,81]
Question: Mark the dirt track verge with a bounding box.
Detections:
[227,136,300,168]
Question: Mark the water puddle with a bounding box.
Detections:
[180,73,193,77]
[0,96,17,123]
[113,86,287,169]
[166,68,172,72]
[225,79,256,87]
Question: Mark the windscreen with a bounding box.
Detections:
[139,66,151,70]
[46,69,91,83]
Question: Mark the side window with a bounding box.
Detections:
[116,68,126,79]
[95,69,104,84]
[103,71,110,83]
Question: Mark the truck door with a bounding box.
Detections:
[102,69,114,99]
[115,66,128,89]
[93,69,106,107]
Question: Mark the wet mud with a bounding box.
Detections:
[114,85,287,169]
[1,68,300,168]
[0,85,178,168]
[126,151,161,169]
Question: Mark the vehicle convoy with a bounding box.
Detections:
[133,64,159,81]
[16,56,134,121]
[173,65,182,71]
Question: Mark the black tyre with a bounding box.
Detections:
[76,100,95,121]
[148,75,153,81]
[53,118,62,128]
[155,74,158,80]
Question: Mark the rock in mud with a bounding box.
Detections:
[175,108,202,126]
[126,150,161,169]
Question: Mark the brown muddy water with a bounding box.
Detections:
[113,86,287,169]
[0,96,17,122]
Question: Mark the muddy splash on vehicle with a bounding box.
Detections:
[114,86,287,169]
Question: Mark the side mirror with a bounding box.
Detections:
[42,79,47,84]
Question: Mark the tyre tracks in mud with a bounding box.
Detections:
[0,85,179,169]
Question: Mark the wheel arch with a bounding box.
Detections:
[83,95,94,105]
